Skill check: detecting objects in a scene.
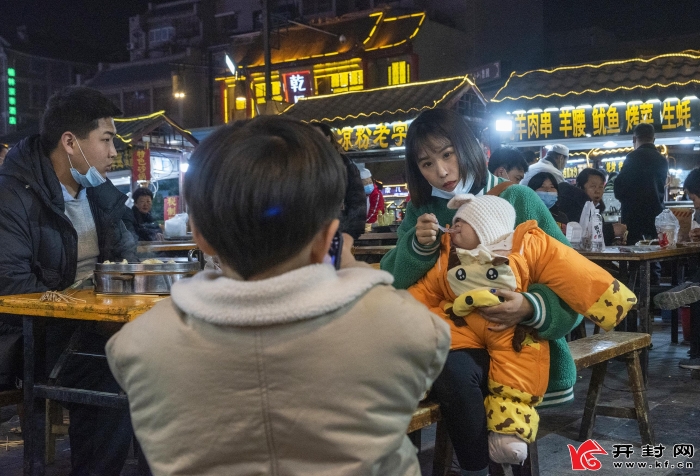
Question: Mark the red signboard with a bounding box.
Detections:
[164,196,180,221]
[132,148,151,182]
[282,71,311,103]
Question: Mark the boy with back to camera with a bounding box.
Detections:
[409,193,637,467]
[106,116,451,475]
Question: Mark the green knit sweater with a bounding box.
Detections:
[380,176,581,407]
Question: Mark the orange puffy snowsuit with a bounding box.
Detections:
[409,220,637,443]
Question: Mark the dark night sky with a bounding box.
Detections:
[0,0,166,63]
[3,1,700,64]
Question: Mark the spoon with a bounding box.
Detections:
[437,223,454,234]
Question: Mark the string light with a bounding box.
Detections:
[288,75,475,123]
[493,51,700,102]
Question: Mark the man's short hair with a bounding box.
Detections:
[40,86,122,154]
[184,116,346,279]
[488,147,528,174]
[132,187,154,202]
[633,123,655,142]
[575,168,607,189]
[684,168,700,197]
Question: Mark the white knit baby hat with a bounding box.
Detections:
[447,194,516,246]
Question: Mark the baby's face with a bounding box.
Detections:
[451,218,481,250]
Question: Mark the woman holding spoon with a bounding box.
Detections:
[380,108,583,476]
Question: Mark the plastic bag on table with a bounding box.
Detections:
[579,201,605,252]
[164,213,188,238]
[655,209,680,248]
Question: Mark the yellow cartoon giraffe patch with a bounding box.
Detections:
[583,279,637,332]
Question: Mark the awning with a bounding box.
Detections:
[0,112,197,149]
[114,111,198,149]
[491,50,700,108]
[282,74,485,128]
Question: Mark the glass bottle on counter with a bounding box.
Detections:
[387,202,398,223]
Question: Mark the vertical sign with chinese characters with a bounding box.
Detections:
[7,67,16,126]
[163,196,180,221]
[132,148,151,183]
[282,71,311,103]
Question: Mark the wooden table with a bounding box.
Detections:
[580,245,700,379]
[136,241,197,254]
[0,290,164,475]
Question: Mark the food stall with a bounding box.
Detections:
[488,51,700,227]
[109,111,198,223]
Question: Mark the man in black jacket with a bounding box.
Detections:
[0,87,143,475]
[614,123,669,245]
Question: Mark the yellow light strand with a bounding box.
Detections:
[114,110,165,122]
[295,74,471,102]
[365,13,425,52]
[363,12,384,45]
[492,79,700,103]
[294,76,472,123]
[493,51,700,102]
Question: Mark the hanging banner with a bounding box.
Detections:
[132,148,151,182]
[163,196,180,221]
[505,97,700,142]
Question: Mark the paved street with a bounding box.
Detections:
[1,319,697,475]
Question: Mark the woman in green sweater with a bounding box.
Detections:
[380,108,580,476]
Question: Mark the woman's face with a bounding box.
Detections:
[416,136,460,192]
[451,219,480,250]
[135,195,153,214]
[583,175,605,204]
[536,178,557,193]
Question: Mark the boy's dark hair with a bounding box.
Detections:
[40,86,122,154]
[185,116,346,279]
[575,168,607,189]
[405,108,487,208]
[309,121,333,139]
[526,172,560,192]
[684,168,700,197]
[132,187,154,202]
[488,147,528,174]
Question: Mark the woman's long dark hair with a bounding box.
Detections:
[405,108,488,208]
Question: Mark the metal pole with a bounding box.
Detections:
[262,0,272,103]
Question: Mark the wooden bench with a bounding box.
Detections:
[407,331,653,476]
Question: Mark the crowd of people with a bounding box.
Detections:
[0,85,696,476]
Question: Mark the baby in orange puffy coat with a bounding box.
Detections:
[409,193,637,465]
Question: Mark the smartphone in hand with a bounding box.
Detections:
[328,230,343,270]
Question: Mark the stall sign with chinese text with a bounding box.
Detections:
[132,148,151,182]
[382,184,409,197]
[334,120,412,152]
[282,71,311,103]
[111,149,133,172]
[164,196,179,221]
[507,97,700,141]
